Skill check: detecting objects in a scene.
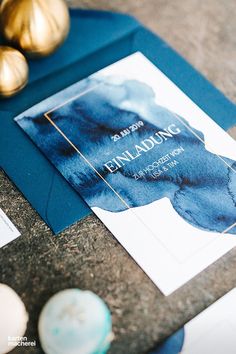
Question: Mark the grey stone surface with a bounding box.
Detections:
[0,1,236,353]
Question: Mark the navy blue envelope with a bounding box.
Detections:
[1,9,236,234]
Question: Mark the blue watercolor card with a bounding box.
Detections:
[15,53,236,295]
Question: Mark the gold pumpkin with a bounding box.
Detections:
[0,46,28,97]
[0,0,70,57]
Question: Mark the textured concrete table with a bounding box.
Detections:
[1,1,236,353]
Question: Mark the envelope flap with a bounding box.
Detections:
[28,9,140,84]
[0,111,91,233]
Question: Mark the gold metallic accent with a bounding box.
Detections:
[0,0,70,57]
[0,45,28,97]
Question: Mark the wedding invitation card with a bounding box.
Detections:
[152,288,236,354]
[15,53,236,295]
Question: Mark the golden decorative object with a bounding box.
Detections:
[0,0,70,57]
[0,46,28,97]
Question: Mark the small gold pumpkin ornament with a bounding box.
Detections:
[0,46,28,97]
[0,0,70,57]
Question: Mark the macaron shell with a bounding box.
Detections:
[38,289,112,354]
[0,284,28,354]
